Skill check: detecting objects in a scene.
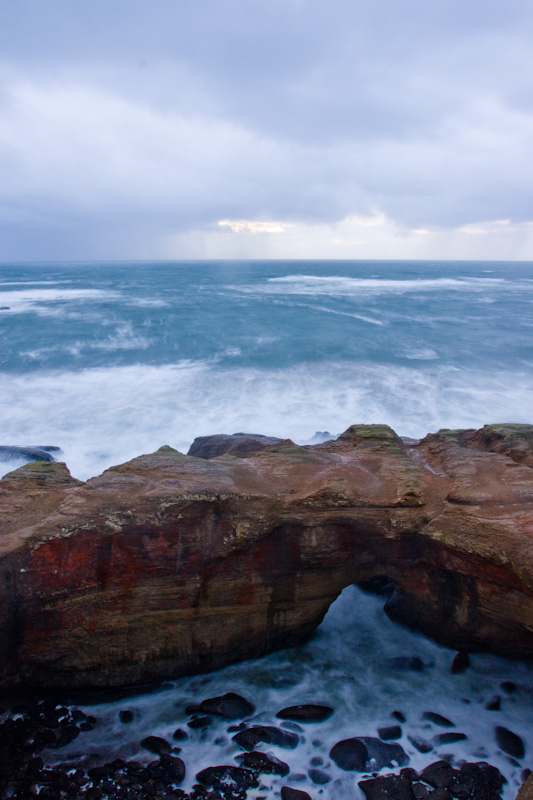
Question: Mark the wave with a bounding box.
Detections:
[255,275,511,297]
[0,288,119,314]
[1,361,532,481]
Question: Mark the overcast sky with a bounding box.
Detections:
[1,0,532,261]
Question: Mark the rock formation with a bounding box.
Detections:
[0,423,532,689]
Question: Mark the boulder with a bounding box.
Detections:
[0,423,533,688]
[187,432,282,459]
[276,704,333,722]
[198,692,255,719]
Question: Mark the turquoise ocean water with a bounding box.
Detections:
[1,260,533,798]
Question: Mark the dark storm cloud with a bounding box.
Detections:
[0,0,532,257]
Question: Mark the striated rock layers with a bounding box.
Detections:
[0,423,533,689]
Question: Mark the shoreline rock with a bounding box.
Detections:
[0,423,532,689]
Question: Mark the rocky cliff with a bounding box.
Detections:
[0,423,532,689]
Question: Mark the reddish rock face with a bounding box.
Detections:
[0,424,532,689]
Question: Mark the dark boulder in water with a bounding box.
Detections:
[408,734,433,753]
[420,760,505,800]
[188,432,282,459]
[158,754,186,784]
[329,737,368,771]
[378,724,402,740]
[358,736,409,770]
[485,695,501,711]
[359,770,415,800]
[199,691,255,719]
[140,735,172,755]
[281,788,312,800]
[421,712,455,727]
[361,762,505,800]
[0,445,58,464]
[432,732,467,745]
[236,750,289,776]
[451,651,470,673]
[308,767,330,784]
[330,736,408,772]
[196,765,259,793]
[276,704,333,722]
[232,725,299,750]
[494,725,525,758]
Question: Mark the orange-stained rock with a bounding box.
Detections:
[516,773,533,800]
[0,424,532,688]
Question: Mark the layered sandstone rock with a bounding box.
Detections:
[0,423,532,688]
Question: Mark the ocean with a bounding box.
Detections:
[1,259,533,798]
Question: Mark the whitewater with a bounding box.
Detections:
[1,259,533,798]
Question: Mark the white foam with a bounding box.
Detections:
[0,288,118,314]
[249,275,511,298]
[1,360,532,481]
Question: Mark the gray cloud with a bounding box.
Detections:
[0,0,532,258]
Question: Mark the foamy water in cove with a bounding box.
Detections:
[45,587,533,799]
[1,260,532,797]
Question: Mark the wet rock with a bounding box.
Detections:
[173,727,189,740]
[276,704,333,722]
[280,720,304,732]
[412,783,432,800]
[408,735,433,753]
[393,711,407,723]
[359,771,415,800]
[159,753,186,783]
[199,692,255,719]
[236,751,289,776]
[420,760,506,800]
[232,725,299,750]
[485,695,501,711]
[49,723,80,748]
[517,772,533,800]
[359,737,409,770]
[330,737,368,771]
[196,765,259,793]
[119,709,134,723]
[0,445,57,464]
[188,433,281,459]
[420,760,456,789]
[494,725,525,758]
[378,725,402,740]
[188,715,213,729]
[140,735,172,755]
[385,656,425,671]
[451,652,470,674]
[281,788,312,800]
[421,712,455,727]
[452,762,506,800]
[308,767,330,784]
[500,680,517,693]
[432,732,467,745]
[330,736,408,772]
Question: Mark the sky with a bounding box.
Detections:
[1,0,533,261]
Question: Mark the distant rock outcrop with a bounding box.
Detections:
[0,445,60,464]
[187,432,282,459]
[0,423,532,688]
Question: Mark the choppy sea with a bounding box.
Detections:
[1,259,533,798]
